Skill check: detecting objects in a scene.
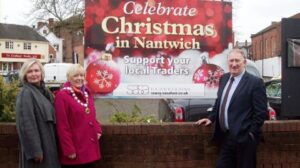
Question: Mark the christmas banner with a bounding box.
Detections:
[84,0,233,98]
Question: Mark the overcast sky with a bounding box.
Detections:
[1,0,300,42]
[233,0,300,42]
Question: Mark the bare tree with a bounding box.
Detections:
[31,0,84,22]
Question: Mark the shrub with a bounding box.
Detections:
[109,103,157,123]
[0,76,20,122]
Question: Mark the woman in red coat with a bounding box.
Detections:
[55,64,102,168]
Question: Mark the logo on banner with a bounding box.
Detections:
[127,85,149,95]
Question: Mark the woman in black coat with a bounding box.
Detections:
[16,59,61,168]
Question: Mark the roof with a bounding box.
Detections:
[251,12,300,38]
[0,23,48,42]
[54,15,83,30]
[251,22,279,38]
[235,41,252,47]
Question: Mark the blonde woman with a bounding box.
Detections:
[16,59,61,168]
[55,64,102,168]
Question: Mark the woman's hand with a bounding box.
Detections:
[68,153,76,160]
[97,133,102,140]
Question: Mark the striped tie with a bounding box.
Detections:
[219,77,234,132]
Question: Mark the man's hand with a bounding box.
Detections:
[34,155,43,163]
[195,118,212,126]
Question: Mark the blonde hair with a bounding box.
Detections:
[66,64,85,81]
[19,59,45,83]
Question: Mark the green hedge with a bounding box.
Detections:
[109,103,157,123]
[0,76,20,122]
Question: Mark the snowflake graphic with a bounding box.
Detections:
[215,67,224,76]
[93,70,113,88]
[193,69,204,81]
[205,67,224,88]
[93,79,100,84]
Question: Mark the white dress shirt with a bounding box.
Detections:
[220,70,245,130]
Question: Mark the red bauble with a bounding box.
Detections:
[193,57,224,88]
[86,53,121,94]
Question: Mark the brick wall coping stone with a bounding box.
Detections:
[1,120,300,135]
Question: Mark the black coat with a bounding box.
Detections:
[16,82,61,168]
[209,72,268,143]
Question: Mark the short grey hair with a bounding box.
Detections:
[19,59,45,83]
[228,48,247,60]
[66,64,84,81]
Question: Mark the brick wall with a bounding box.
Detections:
[0,123,19,168]
[251,24,281,61]
[251,13,300,61]
[54,26,83,64]
[1,121,300,168]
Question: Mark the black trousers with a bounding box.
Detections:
[62,163,95,168]
[216,132,258,168]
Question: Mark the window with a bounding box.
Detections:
[53,44,59,51]
[76,30,83,36]
[49,54,55,63]
[3,63,7,70]
[260,41,263,59]
[24,42,31,50]
[5,41,13,49]
[272,37,276,56]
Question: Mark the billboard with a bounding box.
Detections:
[84,0,233,98]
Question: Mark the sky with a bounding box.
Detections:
[0,0,300,42]
[233,0,300,42]
[0,0,33,25]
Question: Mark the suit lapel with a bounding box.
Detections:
[229,72,249,106]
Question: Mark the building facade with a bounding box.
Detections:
[0,23,50,75]
[35,17,84,65]
[52,16,84,65]
[36,21,64,63]
[251,13,300,78]
[251,22,281,61]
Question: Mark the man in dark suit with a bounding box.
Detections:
[196,49,268,168]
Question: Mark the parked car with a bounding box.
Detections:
[166,59,277,122]
[166,98,215,122]
[1,71,19,82]
[167,87,278,122]
[265,78,281,119]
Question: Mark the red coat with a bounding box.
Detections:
[54,85,102,165]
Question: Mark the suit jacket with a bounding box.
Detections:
[208,71,268,143]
